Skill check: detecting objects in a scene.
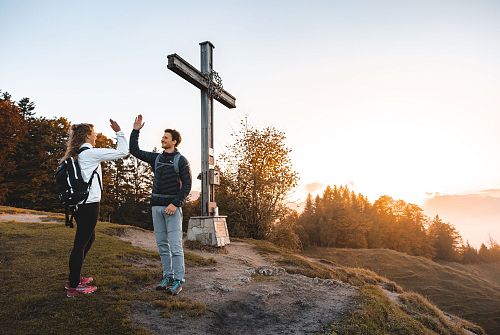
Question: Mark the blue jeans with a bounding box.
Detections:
[151,206,185,282]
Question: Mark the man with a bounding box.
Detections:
[130,114,192,295]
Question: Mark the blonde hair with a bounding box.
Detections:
[60,123,94,163]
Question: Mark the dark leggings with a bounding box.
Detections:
[68,202,100,288]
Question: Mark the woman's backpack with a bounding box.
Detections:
[55,147,99,227]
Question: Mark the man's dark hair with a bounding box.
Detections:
[165,128,181,147]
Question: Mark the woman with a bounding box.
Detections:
[61,120,128,297]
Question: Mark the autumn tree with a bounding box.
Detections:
[461,241,480,264]
[427,215,462,261]
[6,114,70,209]
[217,121,299,239]
[0,92,28,202]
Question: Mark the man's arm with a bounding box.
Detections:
[172,156,192,207]
[129,114,156,165]
[129,129,156,165]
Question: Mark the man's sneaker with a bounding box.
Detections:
[168,280,183,296]
[64,276,94,290]
[156,276,174,291]
[66,284,97,298]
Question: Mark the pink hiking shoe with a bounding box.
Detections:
[66,283,97,298]
[65,276,94,290]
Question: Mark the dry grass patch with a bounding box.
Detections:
[399,292,485,335]
[184,251,217,267]
[184,240,228,254]
[329,285,432,335]
[153,298,207,318]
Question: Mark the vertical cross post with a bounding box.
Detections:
[200,41,215,217]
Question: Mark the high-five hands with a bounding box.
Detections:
[133,114,145,130]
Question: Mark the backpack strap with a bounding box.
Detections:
[154,152,181,177]
[173,153,181,175]
[77,146,102,206]
[80,166,101,205]
[64,205,73,228]
[154,153,162,171]
[78,147,90,154]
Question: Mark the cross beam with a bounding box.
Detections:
[167,41,236,217]
[167,54,236,109]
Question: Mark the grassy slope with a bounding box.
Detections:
[0,207,486,335]
[305,247,500,335]
[0,209,214,335]
[242,238,485,335]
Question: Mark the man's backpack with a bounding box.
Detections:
[151,152,183,200]
[55,147,100,228]
[154,152,182,176]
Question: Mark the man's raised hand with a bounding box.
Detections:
[133,114,145,130]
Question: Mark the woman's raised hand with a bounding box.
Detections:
[110,119,121,132]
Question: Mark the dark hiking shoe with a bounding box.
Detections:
[156,276,174,291]
[168,280,183,295]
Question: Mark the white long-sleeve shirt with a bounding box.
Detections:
[78,130,129,203]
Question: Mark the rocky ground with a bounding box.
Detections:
[117,227,358,335]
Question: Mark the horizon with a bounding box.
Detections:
[2,0,499,247]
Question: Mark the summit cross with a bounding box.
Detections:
[167,41,236,218]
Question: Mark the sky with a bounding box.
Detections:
[1,0,499,246]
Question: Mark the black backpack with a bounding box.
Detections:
[55,147,101,227]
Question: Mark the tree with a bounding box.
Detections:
[0,92,28,202]
[428,215,462,261]
[218,121,299,239]
[6,116,70,209]
[461,241,480,264]
[267,210,302,252]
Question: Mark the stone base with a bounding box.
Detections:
[187,216,231,247]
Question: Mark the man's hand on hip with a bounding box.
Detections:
[165,204,177,215]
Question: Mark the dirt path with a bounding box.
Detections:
[0,213,61,223]
[118,227,358,335]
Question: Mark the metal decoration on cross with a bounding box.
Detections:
[167,41,236,217]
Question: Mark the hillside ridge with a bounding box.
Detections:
[0,208,487,335]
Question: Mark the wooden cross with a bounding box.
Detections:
[167,41,236,217]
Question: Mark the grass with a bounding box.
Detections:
[184,251,217,267]
[399,292,485,335]
[0,205,65,218]
[0,207,486,335]
[0,214,208,335]
[184,240,228,254]
[329,285,434,335]
[305,247,500,334]
[241,237,402,292]
[152,298,207,317]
